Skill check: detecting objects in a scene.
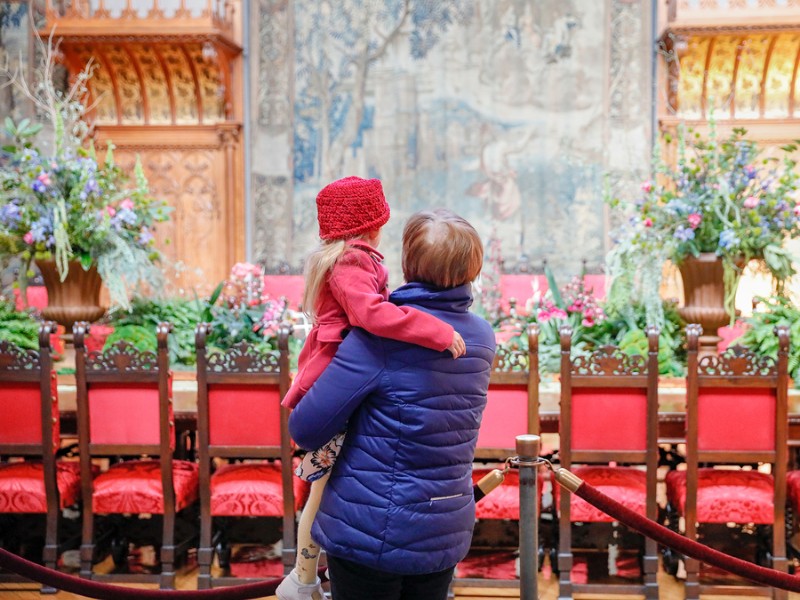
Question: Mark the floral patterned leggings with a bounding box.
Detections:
[295,431,346,482]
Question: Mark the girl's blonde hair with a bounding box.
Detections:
[301,239,347,321]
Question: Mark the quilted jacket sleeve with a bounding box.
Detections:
[288,329,382,451]
[328,253,454,352]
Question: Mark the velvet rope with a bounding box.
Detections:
[0,548,327,600]
[560,471,800,592]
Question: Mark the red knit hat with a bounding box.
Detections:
[316,176,390,241]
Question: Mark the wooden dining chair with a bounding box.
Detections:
[452,323,541,591]
[557,324,660,600]
[74,321,199,589]
[0,322,79,593]
[664,324,789,600]
[195,322,302,589]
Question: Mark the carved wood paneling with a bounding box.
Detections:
[94,125,242,295]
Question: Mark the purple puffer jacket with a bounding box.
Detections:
[289,282,496,575]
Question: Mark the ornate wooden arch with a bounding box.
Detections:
[665,32,800,120]
[60,40,232,126]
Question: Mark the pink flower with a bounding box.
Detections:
[643,218,653,228]
[23,232,34,245]
[640,181,652,193]
[794,204,800,217]
[687,213,702,229]
[106,206,116,217]
[743,196,759,209]
[231,262,263,280]
[120,198,135,210]
[36,172,51,186]
[582,317,594,327]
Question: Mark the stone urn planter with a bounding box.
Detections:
[677,252,739,358]
[36,259,106,332]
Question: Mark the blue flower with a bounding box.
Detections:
[29,216,53,243]
[718,229,739,249]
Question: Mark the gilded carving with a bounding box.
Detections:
[105,45,144,124]
[734,35,770,118]
[160,44,199,124]
[705,35,740,116]
[70,45,117,123]
[132,43,172,124]
[186,44,225,123]
[676,36,711,118]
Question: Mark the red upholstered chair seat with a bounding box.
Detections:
[568,466,647,523]
[786,470,800,508]
[471,469,547,520]
[210,462,308,517]
[665,468,774,524]
[0,461,82,513]
[92,459,199,514]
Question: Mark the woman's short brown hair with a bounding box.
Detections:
[402,208,483,288]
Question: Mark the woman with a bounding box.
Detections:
[289,208,496,600]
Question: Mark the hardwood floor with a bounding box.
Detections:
[2,566,799,600]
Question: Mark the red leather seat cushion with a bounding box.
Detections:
[0,461,81,513]
[92,459,198,514]
[569,466,647,523]
[665,468,774,524]
[210,462,307,516]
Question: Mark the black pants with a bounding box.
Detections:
[326,554,454,600]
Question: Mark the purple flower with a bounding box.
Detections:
[674,226,695,242]
[138,226,153,245]
[0,203,22,227]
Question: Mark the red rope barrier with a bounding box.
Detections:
[555,468,800,592]
[0,548,327,599]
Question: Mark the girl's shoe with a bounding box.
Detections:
[275,569,325,600]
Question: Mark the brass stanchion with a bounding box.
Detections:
[515,434,541,600]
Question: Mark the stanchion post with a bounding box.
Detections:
[516,434,540,600]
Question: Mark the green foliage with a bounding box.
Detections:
[737,295,800,383]
[0,297,40,350]
[106,297,204,365]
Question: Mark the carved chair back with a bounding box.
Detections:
[454,324,539,591]
[679,324,789,599]
[73,321,186,587]
[475,323,540,460]
[557,324,660,598]
[195,322,295,585]
[0,322,63,586]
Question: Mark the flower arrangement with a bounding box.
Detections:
[606,120,800,325]
[0,33,171,309]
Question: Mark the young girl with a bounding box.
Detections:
[276,176,465,600]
